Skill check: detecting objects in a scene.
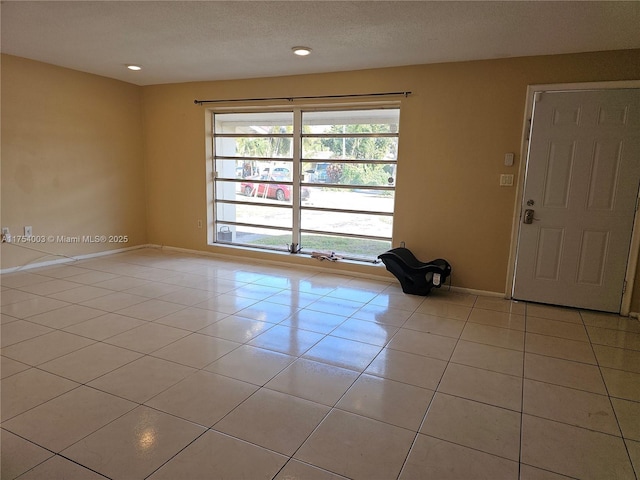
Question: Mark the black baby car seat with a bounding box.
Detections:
[378,247,451,296]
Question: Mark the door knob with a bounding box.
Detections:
[523,209,536,224]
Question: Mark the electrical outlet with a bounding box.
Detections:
[504,152,515,166]
[1,227,11,243]
[24,226,33,237]
[500,174,514,187]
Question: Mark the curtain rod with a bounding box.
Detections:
[194,91,411,105]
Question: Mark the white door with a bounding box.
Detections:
[513,89,640,313]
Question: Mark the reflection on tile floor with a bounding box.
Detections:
[1,248,639,479]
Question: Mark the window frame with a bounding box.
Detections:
[208,103,400,261]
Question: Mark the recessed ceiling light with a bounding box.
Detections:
[126,65,142,71]
[292,47,312,56]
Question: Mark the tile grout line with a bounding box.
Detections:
[395,295,478,480]
[269,298,419,479]
[187,311,348,476]
[581,310,639,480]
[266,293,434,480]
[518,301,528,480]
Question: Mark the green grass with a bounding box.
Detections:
[246,234,390,257]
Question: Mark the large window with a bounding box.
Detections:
[211,107,399,261]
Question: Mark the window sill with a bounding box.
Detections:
[205,242,390,277]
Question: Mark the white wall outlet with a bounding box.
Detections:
[500,174,514,187]
[1,227,11,243]
[24,226,33,237]
[504,152,515,166]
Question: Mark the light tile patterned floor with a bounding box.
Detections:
[1,248,639,479]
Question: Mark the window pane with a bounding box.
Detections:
[301,109,399,162]
[301,210,392,238]
[215,179,299,203]
[216,203,292,229]
[239,179,294,203]
[256,164,293,181]
[302,109,399,133]
[215,112,293,134]
[215,112,293,158]
[216,159,253,180]
[217,224,291,250]
[302,188,394,213]
[215,180,242,202]
[301,233,391,259]
[301,161,396,186]
[302,137,397,161]
[216,162,294,181]
[215,137,293,159]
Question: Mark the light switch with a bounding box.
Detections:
[504,153,515,166]
[500,174,514,187]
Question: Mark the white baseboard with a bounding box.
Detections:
[447,286,505,298]
[0,244,153,274]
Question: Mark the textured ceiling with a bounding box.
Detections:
[2,1,640,86]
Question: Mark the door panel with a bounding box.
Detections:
[542,140,575,207]
[576,230,608,285]
[534,227,564,281]
[587,140,622,210]
[513,89,640,312]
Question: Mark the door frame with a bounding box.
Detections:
[506,80,640,315]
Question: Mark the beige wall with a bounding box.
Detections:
[1,55,147,270]
[633,257,640,314]
[141,49,640,295]
[3,50,640,308]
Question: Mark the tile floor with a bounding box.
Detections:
[1,247,639,479]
